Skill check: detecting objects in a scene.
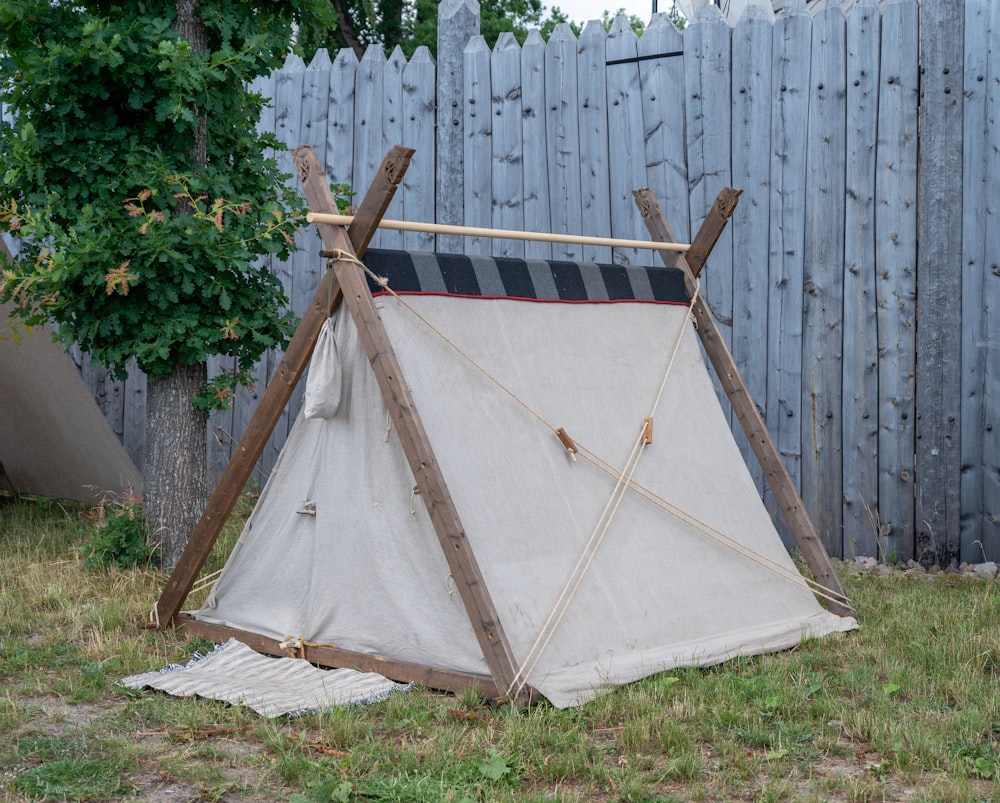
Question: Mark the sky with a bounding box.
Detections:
[553,0,669,26]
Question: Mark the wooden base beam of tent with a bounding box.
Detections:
[305,212,692,254]
[151,145,414,629]
[175,615,513,703]
[633,188,854,618]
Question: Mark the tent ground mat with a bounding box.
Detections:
[121,638,409,717]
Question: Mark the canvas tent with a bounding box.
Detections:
[0,300,143,503]
[151,146,854,710]
[183,249,856,708]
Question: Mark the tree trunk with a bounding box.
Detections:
[331,0,365,58]
[142,0,211,570]
[378,0,405,50]
[145,362,208,569]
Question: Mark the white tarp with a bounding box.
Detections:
[195,291,855,708]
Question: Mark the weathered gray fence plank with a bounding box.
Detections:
[731,4,774,494]
[684,4,736,466]
[381,47,407,249]
[606,17,647,267]
[976,0,1000,562]
[802,0,847,556]
[578,20,613,265]
[960,0,992,560]
[122,359,146,475]
[766,0,811,547]
[491,33,525,258]
[302,50,333,172]
[436,0,479,254]
[520,30,552,261]
[105,370,126,446]
[875,0,918,563]
[638,13,688,245]
[841,0,879,558]
[463,35,492,256]
[545,23,583,260]
[915,0,963,567]
[326,48,358,190]
[292,49,333,320]
[401,47,436,253]
[354,46,387,250]
[685,5,734,348]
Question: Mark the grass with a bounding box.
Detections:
[2,493,1000,801]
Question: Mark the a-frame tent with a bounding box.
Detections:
[154,147,855,708]
[1,241,142,502]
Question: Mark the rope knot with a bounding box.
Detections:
[321,249,367,270]
[279,636,304,658]
[278,635,339,660]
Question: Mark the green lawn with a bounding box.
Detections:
[1,494,998,802]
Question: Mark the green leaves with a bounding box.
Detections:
[290,778,353,802]
[80,490,158,570]
[476,748,510,781]
[0,2,305,382]
[954,742,1000,780]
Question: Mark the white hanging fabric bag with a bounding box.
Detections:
[303,317,343,419]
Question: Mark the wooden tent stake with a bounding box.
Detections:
[151,145,414,629]
[297,148,524,702]
[306,212,692,253]
[633,188,854,617]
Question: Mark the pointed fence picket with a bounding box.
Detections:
[841,0,879,558]
[802,1,848,557]
[730,4,773,498]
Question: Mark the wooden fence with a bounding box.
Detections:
[16,0,990,564]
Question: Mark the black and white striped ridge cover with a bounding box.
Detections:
[361,249,689,305]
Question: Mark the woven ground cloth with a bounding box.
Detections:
[121,639,408,717]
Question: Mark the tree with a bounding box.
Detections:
[666,2,687,30]
[295,0,581,59]
[0,1,320,568]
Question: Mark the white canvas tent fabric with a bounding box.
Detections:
[0,301,143,503]
[193,250,855,708]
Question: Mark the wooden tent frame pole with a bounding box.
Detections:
[305,212,692,253]
[633,188,854,617]
[151,145,414,629]
[297,148,524,702]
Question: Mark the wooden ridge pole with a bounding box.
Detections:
[305,212,692,253]
[634,188,854,617]
[298,148,525,701]
[151,145,414,628]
